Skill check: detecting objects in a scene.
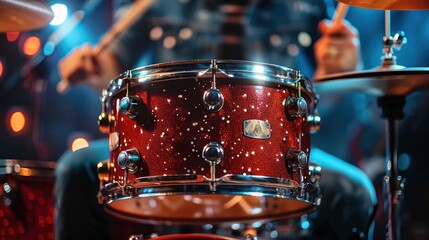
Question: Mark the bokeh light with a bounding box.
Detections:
[6,32,20,42]
[71,137,90,152]
[43,41,56,56]
[50,4,68,26]
[9,110,26,134]
[0,60,4,79]
[23,36,41,56]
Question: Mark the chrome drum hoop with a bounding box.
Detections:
[105,59,316,101]
[99,174,321,224]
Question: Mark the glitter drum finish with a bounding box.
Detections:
[98,59,321,224]
[0,159,56,240]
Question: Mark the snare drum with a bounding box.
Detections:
[0,159,56,239]
[98,59,321,224]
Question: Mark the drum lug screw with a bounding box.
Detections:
[285,96,308,118]
[97,160,110,187]
[117,148,141,174]
[120,95,142,119]
[202,142,224,191]
[203,59,224,112]
[98,112,114,134]
[120,77,141,119]
[98,89,113,133]
[203,88,224,112]
[286,79,308,119]
[286,148,308,174]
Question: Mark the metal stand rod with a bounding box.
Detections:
[377,96,405,240]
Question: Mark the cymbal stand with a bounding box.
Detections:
[377,10,407,240]
[379,10,406,69]
[377,96,406,240]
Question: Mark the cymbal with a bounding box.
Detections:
[337,0,429,10]
[0,0,54,32]
[314,67,429,96]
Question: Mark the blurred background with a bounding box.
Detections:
[0,0,428,239]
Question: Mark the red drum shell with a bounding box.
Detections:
[100,60,319,223]
[111,80,310,181]
[0,159,55,240]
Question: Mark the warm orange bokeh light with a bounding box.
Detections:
[0,61,3,78]
[23,36,41,56]
[19,168,33,177]
[6,32,20,42]
[71,138,90,152]
[9,111,26,133]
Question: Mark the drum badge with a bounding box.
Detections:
[243,119,271,139]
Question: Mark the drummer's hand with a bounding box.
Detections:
[57,44,102,93]
[313,19,361,79]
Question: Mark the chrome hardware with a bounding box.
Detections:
[286,78,308,119]
[307,114,321,132]
[203,59,224,112]
[382,30,407,62]
[98,89,112,133]
[243,234,257,240]
[305,163,322,204]
[395,175,406,200]
[202,142,224,191]
[96,160,110,204]
[3,182,16,207]
[392,31,407,51]
[202,142,224,165]
[98,113,111,133]
[109,132,120,151]
[309,164,322,187]
[308,96,321,133]
[117,148,141,174]
[203,88,224,112]
[286,96,308,118]
[243,119,271,139]
[2,181,24,222]
[98,181,122,204]
[119,76,142,119]
[99,173,320,223]
[97,160,110,186]
[128,235,144,240]
[286,148,308,174]
[120,95,142,120]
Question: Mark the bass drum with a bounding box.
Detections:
[98,59,321,224]
[0,159,56,240]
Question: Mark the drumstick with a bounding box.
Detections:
[57,0,155,93]
[332,2,349,26]
[93,0,154,56]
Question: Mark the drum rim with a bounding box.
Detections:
[105,59,315,98]
[99,173,320,224]
[0,159,56,177]
[103,188,318,225]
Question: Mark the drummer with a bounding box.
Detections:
[55,1,375,240]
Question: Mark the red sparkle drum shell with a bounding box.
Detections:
[99,60,320,224]
[0,159,55,240]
